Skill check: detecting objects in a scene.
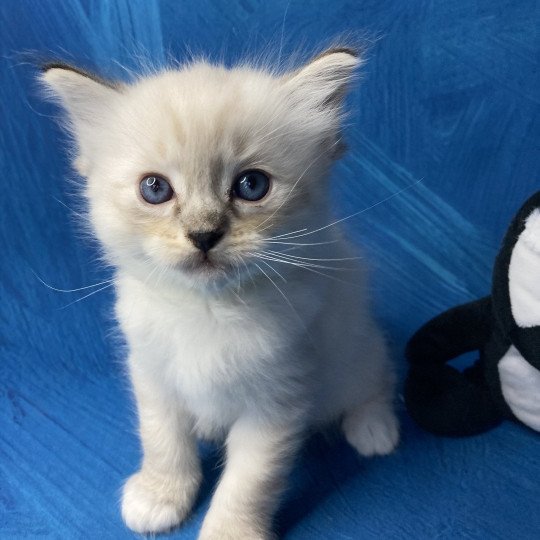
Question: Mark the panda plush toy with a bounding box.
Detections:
[405,191,540,436]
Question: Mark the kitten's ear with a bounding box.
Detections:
[41,63,120,125]
[40,63,121,170]
[284,48,362,111]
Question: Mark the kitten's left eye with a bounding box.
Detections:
[140,175,174,204]
[232,170,270,202]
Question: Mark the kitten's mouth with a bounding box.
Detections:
[198,256,218,270]
[179,253,229,277]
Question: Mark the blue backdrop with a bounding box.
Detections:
[1,1,539,538]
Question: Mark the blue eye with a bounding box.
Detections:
[140,175,174,204]
[232,170,270,202]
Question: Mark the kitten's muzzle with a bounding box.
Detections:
[188,229,224,253]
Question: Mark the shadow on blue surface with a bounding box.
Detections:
[1,0,539,538]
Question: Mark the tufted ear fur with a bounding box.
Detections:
[284,47,362,112]
[40,63,121,174]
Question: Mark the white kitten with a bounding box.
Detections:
[42,48,399,540]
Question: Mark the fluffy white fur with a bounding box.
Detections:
[42,49,399,539]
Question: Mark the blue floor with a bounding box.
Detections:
[1,1,539,538]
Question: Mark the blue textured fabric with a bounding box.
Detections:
[1,1,539,538]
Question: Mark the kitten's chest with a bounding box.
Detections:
[137,295,283,371]
[164,304,277,384]
[168,302,297,433]
[118,283,298,430]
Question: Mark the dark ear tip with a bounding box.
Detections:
[316,47,360,60]
[39,61,119,90]
[40,61,90,75]
[40,61,68,73]
[330,47,360,58]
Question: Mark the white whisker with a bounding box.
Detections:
[257,251,350,272]
[229,263,248,305]
[250,253,360,288]
[276,180,423,240]
[277,0,290,67]
[33,270,114,293]
[265,239,339,247]
[264,249,361,263]
[230,288,247,306]
[257,258,287,283]
[253,262,304,329]
[239,255,256,288]
[267,228,309,240]
[235,260,242,294]
[51,196,85,218]
[60,283,114,309]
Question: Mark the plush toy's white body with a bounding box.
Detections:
[42,50,399,539]
[405,193,540,437]
[500,209,540,431]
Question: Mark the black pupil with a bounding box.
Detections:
[149,178,160,191]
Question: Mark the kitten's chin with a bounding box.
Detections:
[175,255,235,290]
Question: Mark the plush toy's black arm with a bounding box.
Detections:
[406,296,493,365]
[512,327,540,370]
[405,296,503,436]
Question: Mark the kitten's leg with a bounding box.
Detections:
[122,365,201,534]
[342,343,399,457]
[199,415,303,540]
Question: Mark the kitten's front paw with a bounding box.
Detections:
[343,399,400,457]
[121,469,200,534]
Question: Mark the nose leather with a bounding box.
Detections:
[188,230,224,253]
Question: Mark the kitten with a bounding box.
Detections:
[42,47,399,540]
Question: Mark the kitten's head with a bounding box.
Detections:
[42,48,360,290]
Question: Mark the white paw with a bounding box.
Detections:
[199,515,272,540]
[343,400,400,457]
[199,527,271,540]
[121,469,200,534]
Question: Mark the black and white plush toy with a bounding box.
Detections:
[405,191,540,436]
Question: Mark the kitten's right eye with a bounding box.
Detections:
[140,175,174,204]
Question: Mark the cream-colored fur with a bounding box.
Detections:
[42,49,399,539]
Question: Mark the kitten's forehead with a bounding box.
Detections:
[121,64,282,162]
